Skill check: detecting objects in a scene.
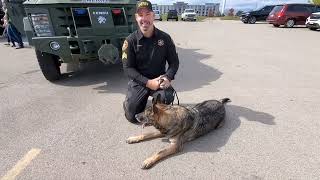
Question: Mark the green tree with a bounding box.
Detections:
[228,8,235,16]
[312,0,320,5]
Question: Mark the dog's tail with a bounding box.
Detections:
[220,98,231,104]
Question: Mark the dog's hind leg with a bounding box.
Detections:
[215,119,225,129]
[141,134,183,169]
[126,131,164,144]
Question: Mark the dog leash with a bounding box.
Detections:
[171,87,179,105]
[159,77,179,105]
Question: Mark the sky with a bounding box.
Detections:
[149,0,311,10]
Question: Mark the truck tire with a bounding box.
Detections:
[273,24,280,27]
[35,50,61,81]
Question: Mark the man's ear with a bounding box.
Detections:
[135,13,139,21]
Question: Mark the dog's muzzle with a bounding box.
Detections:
[135,114,142,123]
[135,114,152,128]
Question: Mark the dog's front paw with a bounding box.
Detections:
[141,157,155,169]
[126,136,141,144]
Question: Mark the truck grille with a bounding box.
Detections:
[49,6,136,37]
[50,8,76,36]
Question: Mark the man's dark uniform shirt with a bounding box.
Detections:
[122,27,179,85]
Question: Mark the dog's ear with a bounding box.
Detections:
[152,94,162,105]
[152,94,161,114]
[152,103,159,114]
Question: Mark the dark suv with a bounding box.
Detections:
[267,4,319,27]
[167,10,178,21]
[241,5,276,24]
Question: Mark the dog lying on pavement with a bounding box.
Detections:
[126,95,231,169]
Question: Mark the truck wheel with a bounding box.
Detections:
[273,24,280,27]
[248,16,256,24]
[36,50,61,81]
[309,27,317,31]
[176,18,178,21]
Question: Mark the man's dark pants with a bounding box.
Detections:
[123,80,175,123]
[8,24,23,48]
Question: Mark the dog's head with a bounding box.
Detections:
[135,94,191,134]
[135,94,164,127]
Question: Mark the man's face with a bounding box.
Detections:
[135,8,155,33]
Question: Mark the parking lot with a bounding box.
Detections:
[1,20,320,179]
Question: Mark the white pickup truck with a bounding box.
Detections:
[181,9,197,21]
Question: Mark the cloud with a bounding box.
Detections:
[225,0,310,10]
[150,0,310,9]
[150,0,217,5]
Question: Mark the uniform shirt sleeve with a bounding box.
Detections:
[122,38,149,86]
[165,36,179,81]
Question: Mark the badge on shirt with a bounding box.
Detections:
[122,40,128,51]
[158,39,164,47]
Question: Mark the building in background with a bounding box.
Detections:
[152,1,220,16]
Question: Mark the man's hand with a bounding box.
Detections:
[159,75,171,89]
[146,77,161,91]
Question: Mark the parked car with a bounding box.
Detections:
[167,10,178,21]
[154,10,162,21]
[306,11,320,30]
[241,5,276,24]
[181,9,197,21]
[267,4,318,28]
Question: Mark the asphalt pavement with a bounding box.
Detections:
[0,20,319,179]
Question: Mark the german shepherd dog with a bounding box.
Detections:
[126,95,230,169]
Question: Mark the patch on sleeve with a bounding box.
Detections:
[122,40,128,51]
[122,52,127,60]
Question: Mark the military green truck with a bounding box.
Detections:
[22,0,137,81]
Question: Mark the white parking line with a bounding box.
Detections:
[1,148,41,180]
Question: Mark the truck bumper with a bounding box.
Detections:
[32,36,125,63]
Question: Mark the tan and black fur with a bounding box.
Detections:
[126,95,230,169]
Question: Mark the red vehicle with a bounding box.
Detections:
[267,4,318,28]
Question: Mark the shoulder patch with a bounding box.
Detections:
[122,52,127,59]
[122,40,128,51]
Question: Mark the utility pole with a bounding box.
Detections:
[221,0,226,15]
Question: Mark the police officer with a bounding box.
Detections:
[122,0,179,124]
